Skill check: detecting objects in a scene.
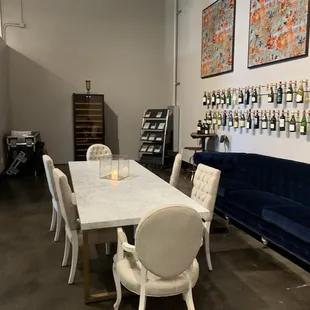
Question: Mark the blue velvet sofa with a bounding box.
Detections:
[194,152,310,264]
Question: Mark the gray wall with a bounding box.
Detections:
[0,38,9,171]
[177,0,310,163]
[5,0,170,163]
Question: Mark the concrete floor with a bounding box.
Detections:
[0,166,310,310]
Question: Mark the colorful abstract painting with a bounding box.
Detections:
[248,0,310,68]
[201,0,236,79]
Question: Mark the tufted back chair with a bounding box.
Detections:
[191,164,221,219]
[169,153,182,188]
[86,144,112,161]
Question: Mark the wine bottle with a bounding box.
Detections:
[212,91,216,107]
[289,112,296,132]
[203,91,207,106]
[197,120,202,134]
[213,111,217,124]
[238,88,244,104]
[297,80,304,103]
[221,90,226,106]
[228,111,233,127]
[246,110,252,129]
[262,110,268,129]
[254,110,259,129]
[305,79,309,103]
[222,110,227,127]
[240,112,246,128]
[245,87,251,105]
[300,110,307,135]
[232,88,237,105]
[268,83,274,103]
[226,89,232,106]
[270,110,277,131]
[216,90,221,106]
[279,110,286,131]
[234,111,239,128]
[217,111,222,126]
[207,111,212,125]
[252,86,258,104]
[207,92,211,106]
[286,81,293,103]
[277,82,283,104]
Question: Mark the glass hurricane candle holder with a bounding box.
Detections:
[100,154,130,181]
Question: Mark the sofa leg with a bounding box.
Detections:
[224,215,230,224]
[261,237,269,248]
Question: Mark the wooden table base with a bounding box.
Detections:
[83,231,133,304]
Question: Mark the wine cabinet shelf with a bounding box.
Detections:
[73,93,105,161]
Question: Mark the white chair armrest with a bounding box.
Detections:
[116,228,137,261]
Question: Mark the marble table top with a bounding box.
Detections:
[69,160,209,231]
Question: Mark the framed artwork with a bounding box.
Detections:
[248,0,310,69]
[201,0,236,79]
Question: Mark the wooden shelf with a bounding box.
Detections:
[75,102,101,106]
[76,114,102,117]
[75,120,102,123]
[76,108,102,111]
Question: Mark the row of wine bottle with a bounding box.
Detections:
[202,80,309,107]
[197,110,310,134]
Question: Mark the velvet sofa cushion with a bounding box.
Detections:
[225,190,303,217]
[218,178,256,198]
[262,207,310,244]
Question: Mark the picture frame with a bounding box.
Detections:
[201,0,236,79]
[248,0,310,69]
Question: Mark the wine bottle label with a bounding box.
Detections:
[217,120,222,125]
[255,119,258,125]
[221,99,225,104]
[234,122,238,128]
[226,98,230,104]
[229,121,233,126]
[286,93,292,102]
[289,124,295,132]
[300,126,305,133]
[197,127,201,131]
[216,98,221,104]
[280,119,285,128]
[252,96,255,103]
[246,122,250,129]
[297,94,303,103]
[213,119,217,124]
[238,98,242,103]
[270,123,275,129]
[240,121,245,127]
[262,121,267,129]
[203,97,207,103]
[268,96,272,103]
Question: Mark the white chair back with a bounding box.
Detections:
[169,153,182,188]
[135,205,203,279]
[191,164,221,218]
[86,144,112,161]
[53,168,79,231]
[43,155,57,200]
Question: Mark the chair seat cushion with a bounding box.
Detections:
[218,178,256,197]
[115,254,199,297]
[262,206,310,244]
[225,190,303,217]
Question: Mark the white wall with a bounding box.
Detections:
[5,0,170,163]
[177,0,310,163]
[0,38,9,171]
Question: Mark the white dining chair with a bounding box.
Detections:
[43,155,76,242]
[53,168,116,284]
[86,144,112,161]
[112,204,204,310]
[169,153,182,188]
[191,164,221,271]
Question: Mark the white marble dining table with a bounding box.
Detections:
[68,160,209,303]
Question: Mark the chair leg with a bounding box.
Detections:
[204,222,212,271]
[50,207,56,231]
[138,293,147,310]
[183,289,195,310]
[68,236,78,285]
[62,234,70,267]
[112,263,122,310]
[105,243,111,255]
[54,209,62,242]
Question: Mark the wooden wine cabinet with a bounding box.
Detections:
[73,93,105,161]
